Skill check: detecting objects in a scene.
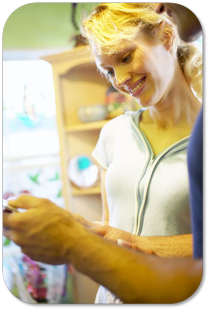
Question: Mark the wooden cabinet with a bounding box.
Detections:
[42,46,110,304]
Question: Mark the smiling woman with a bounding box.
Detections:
[95,30,177,109]
[78,3,203,304]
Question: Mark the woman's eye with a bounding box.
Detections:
[122,54,131,63]
[106,69,114,78]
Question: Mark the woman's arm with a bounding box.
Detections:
[92,225,193,257]
[100,167,109,222]
[128,234,193,257]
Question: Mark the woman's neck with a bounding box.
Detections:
[143,65,202,129]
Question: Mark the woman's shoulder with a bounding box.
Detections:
[102,114,127,132]
[100,109,144,138]
[125,108,145,118]
[104,109,144,128]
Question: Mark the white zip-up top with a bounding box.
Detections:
[92,109,191,237]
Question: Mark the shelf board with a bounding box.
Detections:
[3,160,61,172]
[72,185,101,196]
[65,120,109,133]
[3,153,60,162]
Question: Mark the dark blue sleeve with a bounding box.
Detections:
[187,108,203,259]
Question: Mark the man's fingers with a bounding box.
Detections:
[3,227,13,240]
[3,211,13,229]
[8,194,41,210]
[3,202,38,231]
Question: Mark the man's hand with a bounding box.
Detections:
[3,194,85,265]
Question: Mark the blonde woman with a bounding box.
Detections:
[78,3,202,303]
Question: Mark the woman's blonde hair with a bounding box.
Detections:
[81,3,202,101]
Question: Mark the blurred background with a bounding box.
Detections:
[3,2,100,202]
[2,3,99,305]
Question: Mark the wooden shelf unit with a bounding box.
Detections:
[42,46,109,304]
[65,119,109,133]
[42,46,110,205]
[72,184,101,196]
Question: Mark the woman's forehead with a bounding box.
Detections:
[92,31,149,57]
[93,38,140,59]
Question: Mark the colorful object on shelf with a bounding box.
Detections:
[77,156,91,170]
[48,172,60,181]
[57,188,62,198]
[78,104,107,122]
[23,255,47,303]
[105,85,138,119]
[3,238,11,246]
[3,262,13,291]
[16,85,44,128]
[5,253,68,304]
[67,264,75,274]
[19,190,32,195]
[28,172,41,185]
[68,155,100,188]
[16,113,44,128]
[3,192,15,200]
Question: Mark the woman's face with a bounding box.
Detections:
[95,31,176,108]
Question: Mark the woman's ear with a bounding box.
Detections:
[160,21,175,51]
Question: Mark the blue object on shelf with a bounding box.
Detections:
[77,157,91,170]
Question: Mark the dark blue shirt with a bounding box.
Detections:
[187,108,203,259]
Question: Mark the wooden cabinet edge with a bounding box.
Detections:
[65,120,109,133]
[72,185,101,196]
[41,46,94,69]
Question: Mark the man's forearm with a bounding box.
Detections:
[3,196,201,304]
[68,228,202,303]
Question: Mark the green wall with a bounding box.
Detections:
[3,3,97,50]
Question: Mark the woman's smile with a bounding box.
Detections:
[96,31,176,108]
[127,76,147,97]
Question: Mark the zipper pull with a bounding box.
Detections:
[150,156,155,164]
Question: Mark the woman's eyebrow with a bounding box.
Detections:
[99,48,136,67]
[114,46,136,59]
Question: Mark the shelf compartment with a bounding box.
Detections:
[72,185,101,196]
[65,120,109,133]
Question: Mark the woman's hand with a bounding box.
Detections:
[91,225,155,255]
[69,213,108,228]
[91,225,193,257]
[91,225,133,242]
